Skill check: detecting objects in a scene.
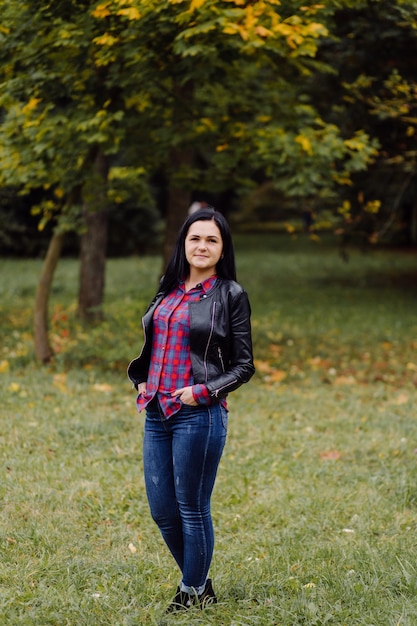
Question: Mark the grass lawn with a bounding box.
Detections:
[1,234,417,625]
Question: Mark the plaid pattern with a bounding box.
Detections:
[137,276,217,419]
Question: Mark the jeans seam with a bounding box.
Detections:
[197,406,212,586]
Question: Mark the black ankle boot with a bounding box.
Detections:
[197,579,218,609]
[165,586,193,613]
[166,579,218,612]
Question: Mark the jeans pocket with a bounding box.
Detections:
[179,403,195,412]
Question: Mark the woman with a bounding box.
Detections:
[127,207,254,611]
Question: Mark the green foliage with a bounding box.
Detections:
[0,0,380,242]
[2,0,414,250]
[106,167,162,255]
[313,0,417,243]
[1,237,417,623]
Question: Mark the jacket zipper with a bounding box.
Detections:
[218,346,225,372]
[203,301,216,382]
[212,379,239,398]
[204,302,238,397]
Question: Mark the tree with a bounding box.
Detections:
[311,0,417,246]
[0,0,378,360]
[123,0,377,258]
[0,0,155,356]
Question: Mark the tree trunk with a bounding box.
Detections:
[78,151,109,322]
[410,201,417,244]
[34,231,65,363]
[163,147,194,268]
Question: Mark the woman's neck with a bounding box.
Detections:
[185,270,216,292]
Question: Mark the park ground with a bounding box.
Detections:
[1,233,417,625]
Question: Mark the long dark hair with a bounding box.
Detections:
[159,207,237,294]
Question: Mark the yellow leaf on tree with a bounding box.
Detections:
[344,137,365,151]
[255,26,274,38]
[295,134,313,156]
[200,117,215,130]
[223,24,239,35]
[245,7,256,33]
[22,98,42,114]
[308,21,328,36]
[190,0,206,10]
[364,200,381,214]
[117,7,141,19]
[338,200,351,214]
[93,33,119,46]
[92,3,111,18]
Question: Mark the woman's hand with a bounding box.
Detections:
[171,386,198,406]
[138,382,147,395]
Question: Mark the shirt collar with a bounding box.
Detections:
[180,275,217,293]
[200,275,217,293]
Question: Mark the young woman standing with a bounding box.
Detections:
[128,207,254,611]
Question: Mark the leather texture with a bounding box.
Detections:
[127,279,255,399]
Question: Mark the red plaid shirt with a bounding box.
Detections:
[137,275,221,419]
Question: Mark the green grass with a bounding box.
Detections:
[1,234,417,624]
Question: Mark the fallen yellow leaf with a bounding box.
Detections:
[93,383,113,393]
[254,359,273,374]
[334,375,356,385]
[53,373,67,393]
[392,393,409,405]
[0,360,9,373]
[320,449,341,460]
[269,369,287,383]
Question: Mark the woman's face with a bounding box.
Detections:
[185,220,223,276]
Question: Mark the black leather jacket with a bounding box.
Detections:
[127,279,255,400]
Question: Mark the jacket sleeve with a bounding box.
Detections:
[126,292,162,389]
[205,289,255,399]
[127,346,151,390]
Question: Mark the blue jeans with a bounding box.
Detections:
[143,400,228,588]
